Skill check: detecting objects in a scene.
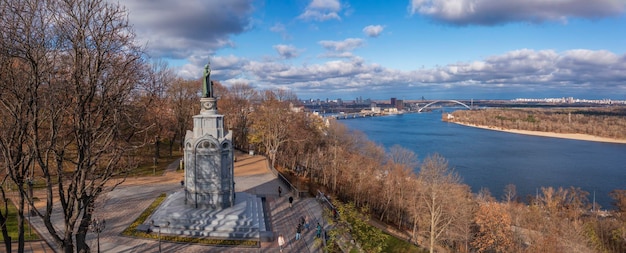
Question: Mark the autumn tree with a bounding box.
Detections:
[279,108,325,174]
[610,189,626,219]
[218,82,258,150]
[248,89,298,168]
[472,202,514,253]
[378,145,417,226]
[340,140,385,209]
[451,108,626,140]
[138,59,176,160]
[318,120,364,192]
[167,78,199,152]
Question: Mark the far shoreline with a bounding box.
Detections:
[451,121,626,145]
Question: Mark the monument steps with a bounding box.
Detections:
[160,228,261,239]
[147,191,267,240]
[162,217,260,228]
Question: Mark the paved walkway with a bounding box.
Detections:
[7,152,326,253]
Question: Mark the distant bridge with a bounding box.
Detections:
[418,100,472,112]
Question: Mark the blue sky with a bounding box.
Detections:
[123,0,626,100]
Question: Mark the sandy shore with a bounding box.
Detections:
[451,122,626,144]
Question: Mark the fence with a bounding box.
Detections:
[261,154,309,198]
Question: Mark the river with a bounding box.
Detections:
[340,110,626,209]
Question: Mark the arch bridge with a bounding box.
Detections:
[418,100,472,112]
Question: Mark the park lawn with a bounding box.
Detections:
[382,233,428,253]
[126,155,183,177]
[0,201,40,241]
[340,231,427,253]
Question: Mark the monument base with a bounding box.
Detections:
[145,190,270,241]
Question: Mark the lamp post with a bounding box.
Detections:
[90,218,106,253]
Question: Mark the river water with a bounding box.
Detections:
[340,110,626,209]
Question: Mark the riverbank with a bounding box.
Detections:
[451,121,626,144]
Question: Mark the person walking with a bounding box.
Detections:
[278,186,282,197]
[278,233,285,252]
[316,223,321,238]
[296,223,302,240]
[288,196,293,208]
[303,215,310,230]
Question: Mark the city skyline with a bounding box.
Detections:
[124,0,626,100]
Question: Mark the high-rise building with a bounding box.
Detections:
[396,99,404,110]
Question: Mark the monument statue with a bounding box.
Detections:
[202,63,213,98]
[142,58,268,242]
[183,58,233,209]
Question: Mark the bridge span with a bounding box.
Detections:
[417,100,472,112]
[322,100,473,120]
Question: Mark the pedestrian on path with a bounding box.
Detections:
[288,196,293,208]
[296,223,302,240]
[278,234,285,252]
[303,215,310,230]
[278,186,282,197]
[316,223,322,238]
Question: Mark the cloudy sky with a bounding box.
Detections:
[123,0,626,100]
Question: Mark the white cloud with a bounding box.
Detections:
[319,38,364,52]
[409,0,626,25]
[319,52,356,59]
[273,45,300,59]
[363,25,384,37]
[309,0,341,11]
[122,0,254,58]
[206,49,626,98]
[298,0,343,21]
[270,23,292,40]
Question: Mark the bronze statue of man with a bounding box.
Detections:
[202,62,212,98]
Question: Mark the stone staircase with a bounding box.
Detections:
[148,191,267,240]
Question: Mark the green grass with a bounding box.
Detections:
[124,140,183,177]
[382,233,427,253]
[122,193,168,237]
[125,155,182,177]
[0,201,41,242]
[324,206,426,253]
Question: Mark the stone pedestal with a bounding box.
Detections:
[183,97,234,209]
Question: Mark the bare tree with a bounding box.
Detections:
[167,78,199,152]
[416,154,467,253]
[0,0,58,251]
[503,184,517,203]
[140,59,176,159]
[0,177,11,252]
[5,0,146,252]
[218,82,258,150]
[248,90,296,168]
[0,58,38,253]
